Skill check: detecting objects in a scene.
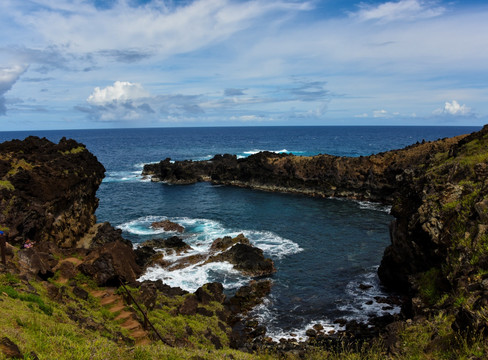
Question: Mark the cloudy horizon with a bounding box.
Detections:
[1,0,487,130]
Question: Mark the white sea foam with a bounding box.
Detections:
[120,215,301,292]
[356,201,392,213]
[337,267,400,321]
[249,298,341,342]
[139,261,248,293]
[237,149,306,159]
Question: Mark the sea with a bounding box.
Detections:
[0,125,481,340]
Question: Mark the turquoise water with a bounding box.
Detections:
[0,125,480,339]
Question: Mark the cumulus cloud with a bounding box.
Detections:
[87,81,150,105]
[373,109,389,118]
[433,100,472,116]
[0,64,28,115]
[80,81,204,121]
[352,0,445,23]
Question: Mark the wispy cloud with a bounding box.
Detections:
[352,0,446,23]
[0,64,28,115]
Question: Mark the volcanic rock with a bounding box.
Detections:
[0,136,105,248]
[210,233,250,252]
[78,240,141,286]
[206,243,275,277]
[151,220,185,233]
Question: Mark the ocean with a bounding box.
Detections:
[0,125,480,340]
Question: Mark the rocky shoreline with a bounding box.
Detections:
[1,126,488,358]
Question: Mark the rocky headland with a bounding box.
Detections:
[1,126,488,359]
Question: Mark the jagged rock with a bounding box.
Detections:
[210,233,250,252]
[226,280,272,315]
[86,222,132,249]
[17,242,61,279]
[141,236,191,255]
[0,337,22,359]
[78,240,141,286]
[133,245,157,268]
[195,282,226,305]
[178,294,199,315]
[151,220,184,233]
[206,243,275,277]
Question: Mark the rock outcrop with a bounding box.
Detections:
[0,136,105,248]
[143,137,462,203]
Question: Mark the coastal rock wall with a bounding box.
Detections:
[0,136,105,247]
[143,137,462,203]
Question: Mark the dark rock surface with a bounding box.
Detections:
[206,243,276,277]
[151,219,185,233]
[0,136,105,248]
[78,240,142,286]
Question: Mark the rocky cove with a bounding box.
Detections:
[1,126,488,359]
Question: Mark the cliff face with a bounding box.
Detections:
[143,136,462,203]
[379,125,488,332]
[0,136,105,248]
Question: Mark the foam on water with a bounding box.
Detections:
[356,201,392,213]
[139,261,248,293]
[338,266,400,321]
[103,162,150,183]
[249,296,342,341]
[118,215,302,292]
[237,149,306,159]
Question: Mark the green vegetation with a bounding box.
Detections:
[0,180,14,191]
[60,146,86,155]
[418,268,442,306]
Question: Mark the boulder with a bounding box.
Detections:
[206,243,275,277]
[195,282,226,305]
[78,240,141,286]
[210,233,250,252]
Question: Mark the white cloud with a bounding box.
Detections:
[433,100,472,116]
[373,109,388,118]
[0,64,28,115]
[87,81,150,105]
[352,0,445,23]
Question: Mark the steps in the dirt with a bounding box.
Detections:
[87,287,152,346]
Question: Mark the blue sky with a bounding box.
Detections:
[0,0,487,130]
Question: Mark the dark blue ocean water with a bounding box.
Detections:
[0,126,480,339]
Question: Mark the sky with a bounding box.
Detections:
[0,0,487,130]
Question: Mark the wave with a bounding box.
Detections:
[237,149,306,159]
[338,266,400,321]
[118,215,302,292]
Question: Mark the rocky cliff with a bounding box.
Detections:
[143,135,462,203]
[0,136,105,247]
